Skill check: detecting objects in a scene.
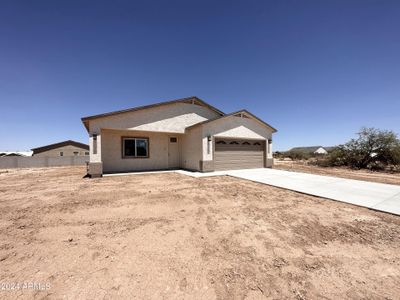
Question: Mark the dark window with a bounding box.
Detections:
[73,151,79,156]
[254,142,261,146]
[170,137,177,143]
[123,138,149,158]
[242,141,250,145]
[60,152,64,156]
[136,139,148,157]
[216,140,226,144]
[85,152,89,155]
[124,139,136,157]
[229,141,239,145]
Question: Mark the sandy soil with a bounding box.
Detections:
[0,166,399,299]
[274,161,400,186]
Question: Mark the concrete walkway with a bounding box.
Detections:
[105,168,400,216]
[223,168,400,216]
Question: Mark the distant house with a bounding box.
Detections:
[289,146,329,155]
[31,140,89,157]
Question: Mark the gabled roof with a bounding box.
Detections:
[31,140,89,154]
[81,96,225,131]
[185,109,278,133]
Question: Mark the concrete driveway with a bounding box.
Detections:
[222,168,400,216]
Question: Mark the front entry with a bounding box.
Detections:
[168,136,179,168]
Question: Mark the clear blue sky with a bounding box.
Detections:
[1,0,399,151]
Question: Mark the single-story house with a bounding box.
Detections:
[289,146,329,155]
[81,96,277,177]
[32,140,89,157]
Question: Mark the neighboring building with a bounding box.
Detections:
[288,146,329,155]
[81,96,277,177]
[31,140,89,157]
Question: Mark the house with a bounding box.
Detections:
[31,140,89,157]
[289,146,329,155]
[81,96,277,177]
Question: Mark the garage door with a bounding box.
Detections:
[214,138,265,171]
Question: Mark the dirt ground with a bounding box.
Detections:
[0,166,400,299]
[274,160,400,186]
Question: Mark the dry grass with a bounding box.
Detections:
[0,166,399,299]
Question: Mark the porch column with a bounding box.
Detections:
[266,139,273,168]
[88,133,103,177]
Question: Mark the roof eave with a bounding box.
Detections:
[81,96,224,122]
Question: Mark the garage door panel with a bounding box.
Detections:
[215,152,263,156]
[214,138,265,171]
[215,148,263,152]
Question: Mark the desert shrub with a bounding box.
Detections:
[285,150,311,161]
[323,127,400,170]
[273,151,284,159]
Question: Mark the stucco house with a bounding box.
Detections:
[81,96,277,177]
[32,140,89,157]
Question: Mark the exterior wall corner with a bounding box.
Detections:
[199,160,214,172]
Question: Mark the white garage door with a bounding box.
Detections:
[214,138,265,171]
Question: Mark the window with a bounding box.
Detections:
[85,152,89,155]
[73,151,79,156]
[216,140,226,144]
[60,152,64,156]
[242,141,250,145]
[122,137,149,158]
[229,141,239,145]
[253,142,261,146]
[170,137,177,143]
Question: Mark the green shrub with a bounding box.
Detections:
[322,127,400,170]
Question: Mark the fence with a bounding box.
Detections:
[0,156,89,169]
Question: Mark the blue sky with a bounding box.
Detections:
[1,0,399,151]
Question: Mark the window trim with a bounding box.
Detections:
[121,136,150,159]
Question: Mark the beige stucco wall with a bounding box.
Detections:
[34,145,89,157]
[180,126,202,171]
[200,115,274,162]
[101,129,183,173]
[88,102,221,134]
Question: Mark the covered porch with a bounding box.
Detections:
[88,128,186,176]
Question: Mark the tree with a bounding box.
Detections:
[328,127,400,170]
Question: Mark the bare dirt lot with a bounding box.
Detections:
[1,166,400,299]
[274,160,400,186]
